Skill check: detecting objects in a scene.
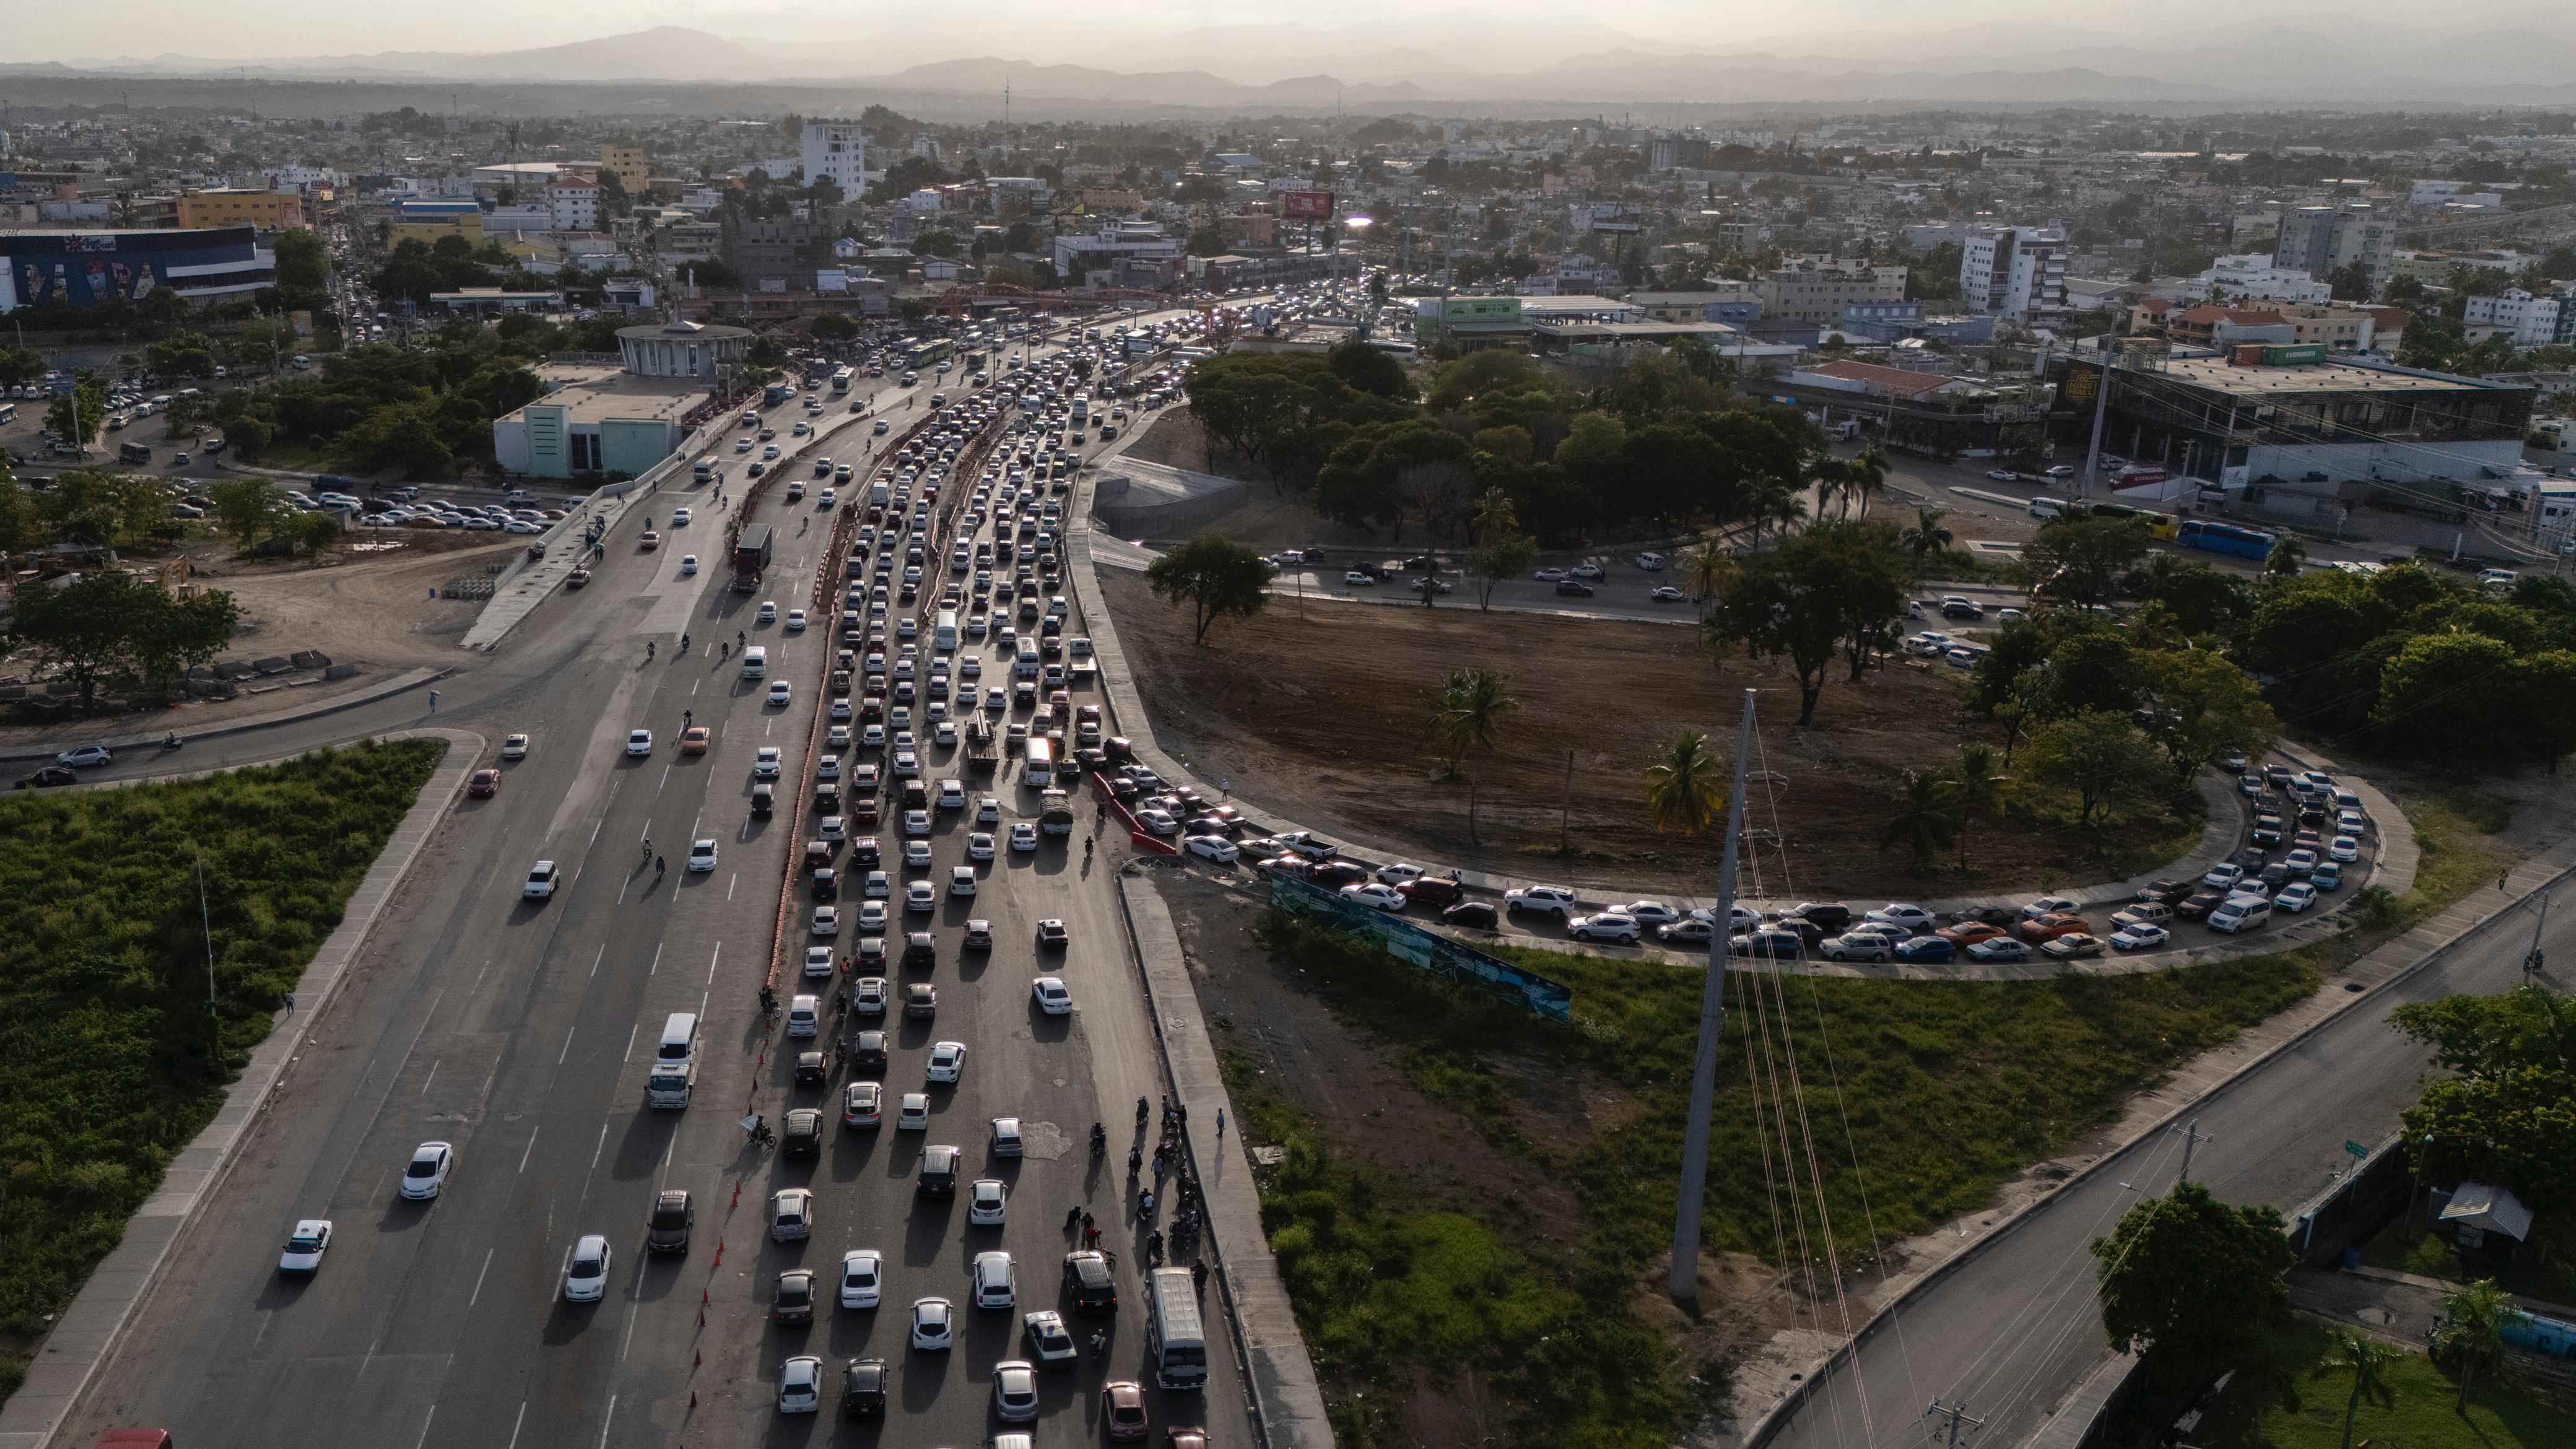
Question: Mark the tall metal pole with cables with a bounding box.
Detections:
[1671,688,1759,1300]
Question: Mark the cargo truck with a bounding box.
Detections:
[731,523,773,594]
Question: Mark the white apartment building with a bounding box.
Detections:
[1051,220,1180,276]
[801,120,866,199]
[547,180,598,230]
[2463,288,2567,349]
[2191,253,2333,305]
[1958,224,2068,319]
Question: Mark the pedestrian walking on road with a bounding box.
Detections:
[1066,1205,1082,1230]
[429,690,438,714]
[1216,1108,1225,1140]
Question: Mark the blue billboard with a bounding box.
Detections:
[1,227,266,311]
[1269,874,1572,1021]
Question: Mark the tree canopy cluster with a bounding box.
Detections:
[2392,986,2576,1208]
[209,332,547,478]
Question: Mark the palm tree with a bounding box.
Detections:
[1842,448,1890,520]
[2265,535,2308,580]
[1643,730,1725,835]
[2322,1328,2397,1449]
[1901,506,1956,572]
[1746,476,1808,550]
[1878,769,1959,873]
[1680,537,1736,623]
[1946,742,2010,871]
[2432,1277,2522,1412]
[1426,668,1518,780]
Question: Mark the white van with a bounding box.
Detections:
[741,645,768,679]
[2206,897,2273,934]
[934,609,959,655]
[1014,637,1041,679]
[647,1012,700,1108]
[2027,495,2069,519]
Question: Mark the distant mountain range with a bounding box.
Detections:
[17,23,2576,108]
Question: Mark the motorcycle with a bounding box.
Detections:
[161,734,183,751]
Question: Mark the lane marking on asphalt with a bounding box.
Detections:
[622,1023,637,1063]
[705,942,720,985]
[657,764,671,793]
[588,1121,607,1178]
[420,1059,438,1096]
[554,1246,570,1303]
[517,1129,539,1175]
[728,872,738,900]
[412,1404,435,1449]
[596,1395,616,1449]
[619,1261,646,1362]
[590,943,605,979]
[559,1025,577,1065]
[503,1401,526,1449]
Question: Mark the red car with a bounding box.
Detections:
[1396,874,1466,907]
[1102,1381,1149,1440]
[467,768,500,798]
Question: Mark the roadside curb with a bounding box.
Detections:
[0,666,450,766]
[0,728,481,1449]
[1733,842,2576,1449]
[1113,874,1336,1449]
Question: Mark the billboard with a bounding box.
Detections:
[1,227,264,311]
[1269,874,1572,1021]
[1280,190,1335,221]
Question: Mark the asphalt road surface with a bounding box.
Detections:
[59,329,1252,1449]
[1760,888,2573,1449]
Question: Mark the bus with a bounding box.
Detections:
[933,609,959,655]
[1146,1268,1208,1390]
[907,340,953,370]
[2177,518,2276,561]
[1022,736,1054,790]
[118,442,151,464]
[1069,394,1090,425]
[830,367,854,396]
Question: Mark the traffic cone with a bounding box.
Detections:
[694,1349,701,1368]
[689,1391,697,1411]
[714,1239,723,1266]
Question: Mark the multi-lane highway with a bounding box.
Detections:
[56,327,1251,1448]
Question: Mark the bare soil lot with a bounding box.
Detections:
[1100,568,2200,899]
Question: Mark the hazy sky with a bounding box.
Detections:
[13,2,2573,69]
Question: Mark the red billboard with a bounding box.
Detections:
[1280,190,1335,220]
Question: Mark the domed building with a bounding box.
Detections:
[617,318,755,381]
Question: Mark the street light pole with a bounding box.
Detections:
[1671,687,1759,1301]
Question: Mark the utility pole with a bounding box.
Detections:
[1670,689,1758,1301]
[2078,339,2117,501]
[1924,1398,1985,1448]
[2175,1118,2211,1188]
[196,855,221,1070]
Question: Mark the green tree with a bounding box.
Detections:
[1878,768,1959,872]
[1464,488,1539,612]
[35,469,170,549]
[333,401,455,479]
[1143,535,1273,646]
[0,471,30,555]
[2265,534,2308,578]
[1709,528,1865,726]
[2023,515,2151,606]
[270,227,329,299]
[1899,505,1954,571]
[2026,710,2159,835]
[0,346,45,388]
[2374,632,2516,757]
[2321,1328,2397,1449]
[2132,553,2252,637]
[1642,729,1724,835]
[45,373,108,453]
[1946,742,2010,871]
[5,569,239,710]
[294,510,342,559]
[2136,649,2279,788]
[207,477,289,551]
[2326,260,2374,303]
[2392,985,2576,1206]
[809,312,859,341]
[1426,667,1518,780]
[2092,1180,2295,1391]
[2430,1279,2523,1412]
[1325,337,1416,404]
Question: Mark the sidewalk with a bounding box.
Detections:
[0,728,481,1449]
[1116,875,1334,1449]
[0,666,447,765]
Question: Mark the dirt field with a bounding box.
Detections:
[1100,568,2199,899]
[1157,869,1789,1442]
[201,534,513,671]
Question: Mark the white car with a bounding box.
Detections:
[897,1092,931,1131]
[1024,1308,1078,1365]
[804,946,837,980]
[671,507,693,526]
[1865,903,1936,931]
[840,1249,884,1308]
[564,1234,612,1302]
[1505,884,1578,916]
[2108,923,2170,951]
[1619,900,1681,926]
[968,1178,1008,1226]
[767,681,793,706]
[500,733,530,760]
[1567,912,1640,944]
[2276,881,2319,913]
[770,1188,814,1240]
[1821,932,1894,963]
[910,1296,955,1351]
[902,840,932,869]
[785,609,807,632]
[278,1219,333,1273]
[625,729,654,756]
[2328,835,2361,862]
[1185,835,1240,863]
[777,1355,824,1414]
[679,555,698,577]
[906,880,936,912]
[926,1040,968,1082]
[1010,823,1039,852]
[399,1142,453,1199]
[976,796,1002,825]
[974,1249,1019,1309]
[1340,882,1406,912]
[684,838,717,872]
[1375,862,1426,885]
[758,601,778,623]
[1032,976,1073,1014]
[2021,895,2079,920]
[811,905,841,936]
[949,866,978,897]
[992,1359,1040,1422]
[523,860,560,899]
[754,746,783,780]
